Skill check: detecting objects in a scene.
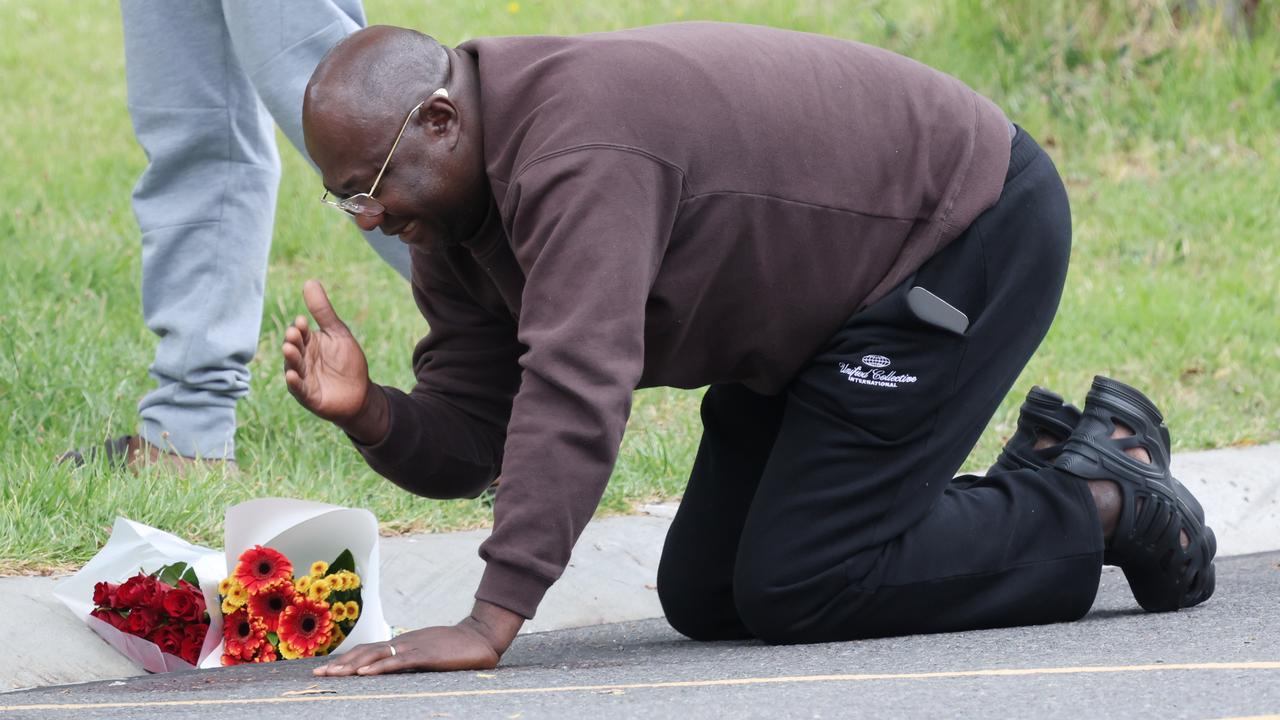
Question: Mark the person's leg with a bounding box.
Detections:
[123,0,280,460]
[221,0,411,276]
[732,128,1102,643]
[656,384,786,640]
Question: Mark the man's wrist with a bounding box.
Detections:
[341,383,391,445]
[463,599,525,656]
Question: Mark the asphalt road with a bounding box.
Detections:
[5,552,1278,720]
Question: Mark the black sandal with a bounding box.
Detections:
[1054,376,1216,612]
[988,386,1082,474]
[58,435,134,469]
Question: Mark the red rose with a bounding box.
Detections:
[177,581,207,619]
[179,634,204,665]
[116,574,161,609]
[90,608,128,631]
[114,576,144,607]
[92,582,120,608]
[183,622,209,645]
[149,578,170,612]
[126,607,160,638]
[162,587,197,621]
[149,625,184,656]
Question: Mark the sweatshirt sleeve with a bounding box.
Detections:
[476,148,684,618]
[352,243,524,500]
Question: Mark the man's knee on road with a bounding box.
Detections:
[657,552,751,642]
[730,552,883,645]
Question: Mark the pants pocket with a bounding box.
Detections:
[791,284,967,443]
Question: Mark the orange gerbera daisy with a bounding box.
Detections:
[248,642,279,663]
[222,608,267,661]
[278,639,303,660]
[234,545,293,595]
[277,597,331,656]
[247,579,299,633]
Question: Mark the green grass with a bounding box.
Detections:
[1,0,1276,572]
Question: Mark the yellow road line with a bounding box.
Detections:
[3,661,1279,712]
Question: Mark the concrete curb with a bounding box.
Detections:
[4,443,1277,691]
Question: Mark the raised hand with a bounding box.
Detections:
[282,280,387,442]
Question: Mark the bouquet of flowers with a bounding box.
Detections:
[217,546,364,665]
[200,498,390,667]
[90,563,210,665]
[54,518,225,673]
[56,499,391,674]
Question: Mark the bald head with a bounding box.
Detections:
[304,25,450,150]
[302,26,490,247]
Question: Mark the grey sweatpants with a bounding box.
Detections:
[121,0,411,459]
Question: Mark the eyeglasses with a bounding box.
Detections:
[320,87,449,218]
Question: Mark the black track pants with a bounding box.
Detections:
[657,128,1104,644]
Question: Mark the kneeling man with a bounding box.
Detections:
[283,22,1216,675]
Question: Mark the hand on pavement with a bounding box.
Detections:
[313,601,524,676]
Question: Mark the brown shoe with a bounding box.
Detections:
[59,435,233,472]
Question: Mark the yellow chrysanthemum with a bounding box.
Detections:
[309,561,328,578]
[308,577,332,601]
[339,571,361,590]
[218,577,243,596]
[221,582,248,614]
[331,602,348,622]
[343,601,360,621]
[294,575,312,594]
[326,627,347,653]
[277,639,303,660]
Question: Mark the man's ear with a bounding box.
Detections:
[421,92,458,137]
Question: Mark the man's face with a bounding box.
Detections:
[307,95,487,247]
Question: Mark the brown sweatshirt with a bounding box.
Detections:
[354,22,1011,619]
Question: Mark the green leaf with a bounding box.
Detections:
[180,566,199,587]
[328,549,356,575]
[155,561,192,587]
[267,631,279,645]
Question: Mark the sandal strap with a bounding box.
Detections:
[1054,376,1214,612]
[989,386,1081,473]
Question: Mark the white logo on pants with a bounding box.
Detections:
[838,360,918,389]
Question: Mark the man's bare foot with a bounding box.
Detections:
[1088,422,1188,549]
[1032,430,1064,451]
